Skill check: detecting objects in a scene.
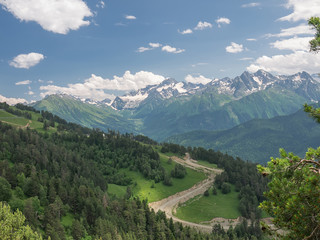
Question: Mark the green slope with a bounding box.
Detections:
[31,94,140,134]
[139,88,308,140]
[167,107,320,164]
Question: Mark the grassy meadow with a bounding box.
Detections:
[109,153,206,202]
[175,185,241,223]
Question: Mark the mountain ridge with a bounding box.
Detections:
[166,106,320,163]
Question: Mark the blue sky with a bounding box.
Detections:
[1,0,320,103]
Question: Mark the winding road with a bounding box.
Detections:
[149,154,240,232]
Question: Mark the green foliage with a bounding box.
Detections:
[309,17,320,52]
[258,148,320,239]
[163,172,173,186]
[203,190,209,197]
[212,220,263,240]
[304,103,320,123]
[257,20,320,239]
[0,202,43,239]
[0,177,12,202]
[171,163,187,178]
[221,182,231,194]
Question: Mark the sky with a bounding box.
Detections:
[1,0,320,104]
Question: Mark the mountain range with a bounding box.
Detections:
[30,70,320,163]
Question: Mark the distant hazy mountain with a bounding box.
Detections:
[166,107,320,164]
[32,70,320,141]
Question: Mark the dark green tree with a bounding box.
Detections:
[257,17,320,239]
[309,17,320,52]
[221,182,231,194]
[0,176,12,202]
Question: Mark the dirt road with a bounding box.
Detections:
[149,153,240,232]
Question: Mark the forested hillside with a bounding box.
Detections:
[167,106,320,163]
[0,102,268,239]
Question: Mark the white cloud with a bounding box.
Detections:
[226,42,244,53]
[137,47,151,53]
[28,91,34,95]
[15,80,32,85]
[271,37,313,51]
[247,38,257,41]
[185,74,212,84]
[125,15,136,20]
[266,24,315,38]
[242,3,261,8]
[194,21,213,30]
[247,51,320,74]
[279,0,320,22]
[162,45,185,54]
[179,29,193,35]
[10,52,45,69]
[137,43,162,53]
[0,0,92,34]
[149,43,161,48]
[96,1,105,8]
[0,94,27,105]
[40,71,166,101]
[216,17,231,27]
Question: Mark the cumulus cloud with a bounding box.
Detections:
[0,0,93,34]
[0,94,27,105]
[125,15,136,20]
[179,29,193,35]
[162,45,185,54]
[15,80,32,85]
[40,71,166,101]
[266,24,315,38]
[149,43,161,48]
[194,21,213,30]
[271,37,313,51]
[279,0,320,22]
[247,51,320,74]
[28,91,35,95]
[242,3,261,8]
[216,17,231,27]
[247,38,257,41]
[226,42,244,53]
[10,52,45,69]
[185,74,212,84]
